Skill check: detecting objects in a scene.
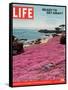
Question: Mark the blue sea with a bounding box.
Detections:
[13,29,54,41]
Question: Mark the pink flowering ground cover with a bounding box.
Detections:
[13,36,65,83]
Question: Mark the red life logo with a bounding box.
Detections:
[13,6,34,19]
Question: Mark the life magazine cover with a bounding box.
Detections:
[9,3,66,87]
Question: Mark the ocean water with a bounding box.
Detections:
[13,29,53,41]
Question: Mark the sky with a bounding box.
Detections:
[13,4,65,30]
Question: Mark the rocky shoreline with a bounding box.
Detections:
[23,35,53,48]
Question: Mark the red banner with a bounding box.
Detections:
[13,79,65,87]
[13,6,34,19]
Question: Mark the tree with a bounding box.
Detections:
[55,27,61,34]
[59,24,65,31]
